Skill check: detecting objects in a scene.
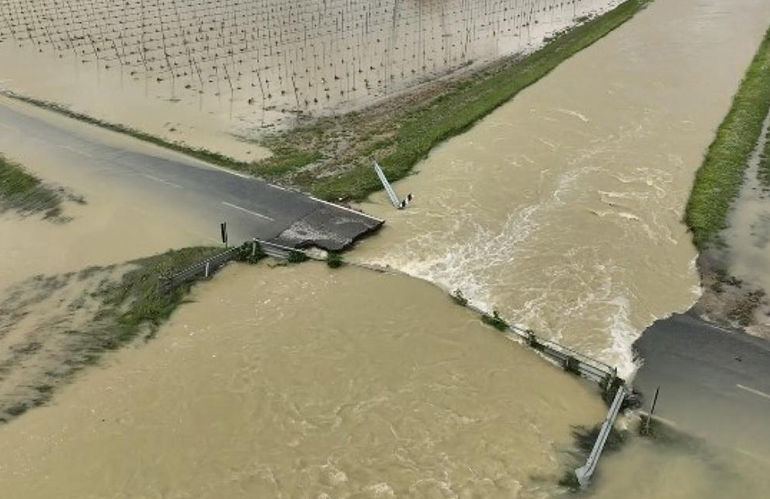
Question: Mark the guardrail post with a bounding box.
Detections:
[205,261,210,278]
[252,238,257,257]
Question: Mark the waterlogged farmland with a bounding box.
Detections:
[0,0,616,158]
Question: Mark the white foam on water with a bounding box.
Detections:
[602,295,641,378]
[556,107,591,123]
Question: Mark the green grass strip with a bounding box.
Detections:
[0,153,62,217]
[312,0,654,201]
[95,246,223,346]
[685,25,770,249]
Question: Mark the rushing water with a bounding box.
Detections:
[0,263,605,498]
[353,0,770,376]
[2,0,770,497]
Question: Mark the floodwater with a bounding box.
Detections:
[0,263,605,499]
[0,82,603,498]
[1,0,770,497]
[590,434,770,499]
[721,111,770,337]
[354,0,770,376]
[0,0,617,159]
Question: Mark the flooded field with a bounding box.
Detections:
[0,0,617,159]
[717,112,770,337]
[353,0,770,375]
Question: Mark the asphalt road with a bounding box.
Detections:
[634,311,770,462]
[0,100,383,251]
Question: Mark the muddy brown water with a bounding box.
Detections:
[2,0,770,497]
[354,0,770,376]
[0,263,606,499]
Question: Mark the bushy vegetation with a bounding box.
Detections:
[759,129,770,188]
[326,251,344,268]
[685,24,770,248]
[287,249,310,264]
[0,153,63,218]
[235,241,267,264]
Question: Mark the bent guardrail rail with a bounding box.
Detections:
[575,385,627,487]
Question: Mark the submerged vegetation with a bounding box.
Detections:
[95,246,223,343]
[0,246,221,423]
[481,310,509,331]
[685,24,770,249]
[325,251,344,268]
[0,153,65,218]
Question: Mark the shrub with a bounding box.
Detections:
[235,241,265,264]
[326,252,344,268]
[481,310,508,331]
[288,250,310,264]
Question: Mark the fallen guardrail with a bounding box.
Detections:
[575,385,627,487]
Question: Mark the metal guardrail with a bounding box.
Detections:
[463,302,617,384]
[158,240,317,293]
[575,385,627,487]
[159,246,241,292]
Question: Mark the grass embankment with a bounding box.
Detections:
[685,25,770,249]
[309,0,654,201]
[4,1,652,201]
[0,153,63,218]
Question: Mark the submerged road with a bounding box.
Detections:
[0,99,383,251]
[634,312,770,462]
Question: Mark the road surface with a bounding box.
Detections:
[0,98,383,251]
[634,311,770,462]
